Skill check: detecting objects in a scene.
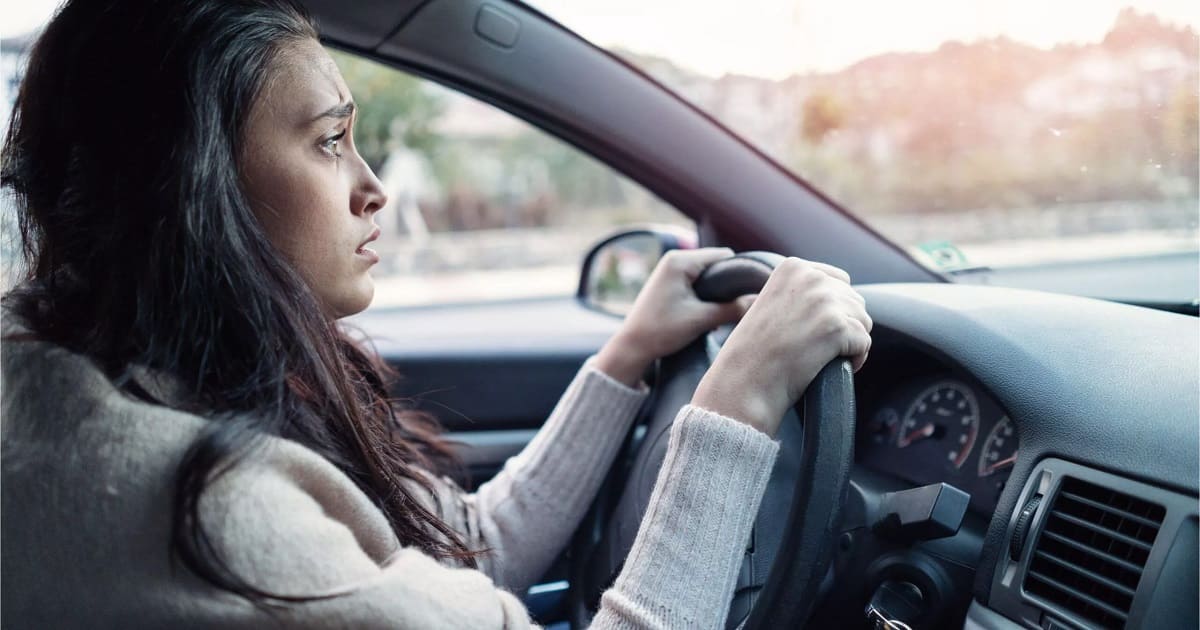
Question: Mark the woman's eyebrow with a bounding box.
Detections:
[310,101,355,123]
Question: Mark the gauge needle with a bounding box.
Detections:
[898,423,936,447]
[983,455,1017,475]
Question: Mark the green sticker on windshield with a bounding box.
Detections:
[916,240,970,271]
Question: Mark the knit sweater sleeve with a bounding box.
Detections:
[200,404,777,629]
[591,406,779,628]
[198,438,538,628]
[423,356,780,624]
[430,359,651,593]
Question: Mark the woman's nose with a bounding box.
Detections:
[354,156,388,216]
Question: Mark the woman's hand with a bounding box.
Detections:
[594,248,754,386]
[691,257,871,437]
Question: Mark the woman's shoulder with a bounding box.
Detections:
[3,302,183,412]
[1,305,206,484]
[0,306,367,503]
[0,316,414,624]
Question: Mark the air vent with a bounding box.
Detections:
[1024,477,1166,629]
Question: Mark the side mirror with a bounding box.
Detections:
[577,226,696,317]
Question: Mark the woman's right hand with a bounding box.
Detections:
[690,257,872,437]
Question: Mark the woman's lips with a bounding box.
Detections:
[356,247,380,264]
[356,226,381,264]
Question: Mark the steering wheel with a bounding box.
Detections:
[570,252,857,629]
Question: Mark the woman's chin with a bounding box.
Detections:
[331,276,375,319]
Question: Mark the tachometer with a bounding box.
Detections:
[977,416,1018,477]
[866,407,901,447]
[896,380,979,469]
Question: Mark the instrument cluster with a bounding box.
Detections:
[857,375,1018,514]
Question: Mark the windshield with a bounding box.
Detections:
[535,1,1199,299]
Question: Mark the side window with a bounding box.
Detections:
[331,50,691,309]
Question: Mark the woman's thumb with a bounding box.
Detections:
[711,294,757,324]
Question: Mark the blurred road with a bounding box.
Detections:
[369,245,1199,309]
[968,251,1198,304]
[354,249,1198,360]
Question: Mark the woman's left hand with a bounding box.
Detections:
[594,248,754,386]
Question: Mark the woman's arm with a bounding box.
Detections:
[434,352,649,593]
[592,406,778,627]
[199,403,775,629]
[443,248,756,592]
[197,253,866,628]
[198,438,537,627]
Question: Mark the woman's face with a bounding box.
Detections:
[241,38,387,319]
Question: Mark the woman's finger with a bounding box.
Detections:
[844,317,872,372]
[838,291,873,333]
[808,260,851,284]
[712,293,757,324]
[851,348,871,373]
[694,293,757,329]
[663,247,735,281]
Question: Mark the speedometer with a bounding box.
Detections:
[896,380,980,469]
[977,416,1018,477]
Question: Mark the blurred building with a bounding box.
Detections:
[1,32,31,115]
[1,32,33,290]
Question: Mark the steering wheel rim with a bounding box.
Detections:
[570,252,857,629]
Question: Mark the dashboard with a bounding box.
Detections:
[845,284,1197,630]
[857,373,1018,515]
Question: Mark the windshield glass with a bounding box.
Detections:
[535,1,1199,298]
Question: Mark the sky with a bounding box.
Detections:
[3,1,1198,78]
[0,0,62,39]
[533,0,1200,77]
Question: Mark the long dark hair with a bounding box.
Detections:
[1,0,480,602]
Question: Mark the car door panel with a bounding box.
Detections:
[351,296,621,485]
[389,352,590,485]
[352,297,621,621]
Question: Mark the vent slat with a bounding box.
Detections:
[1027,570,1131,622]
[1058,491,1162,529]
[1023,477,1166,630]
[1049,511,1154,551]
[1039,531,1144,574]
[1034,550,1137,597]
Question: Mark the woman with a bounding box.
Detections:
[0,0,871,627]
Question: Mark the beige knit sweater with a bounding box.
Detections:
[1,313,779,628]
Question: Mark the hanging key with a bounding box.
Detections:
[865,579,924,629]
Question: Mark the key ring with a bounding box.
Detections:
[866,605,914,630]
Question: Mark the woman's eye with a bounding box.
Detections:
[321,130,347,158]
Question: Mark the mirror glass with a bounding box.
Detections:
[583,232,663,316]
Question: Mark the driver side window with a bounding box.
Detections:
[330,50,690,310]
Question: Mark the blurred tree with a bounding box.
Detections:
[1164,84,1199,194]
[799,91,846,145]
[426,128,640,229]
[327,49,445,171]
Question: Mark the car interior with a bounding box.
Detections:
[303,1,1198,628]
